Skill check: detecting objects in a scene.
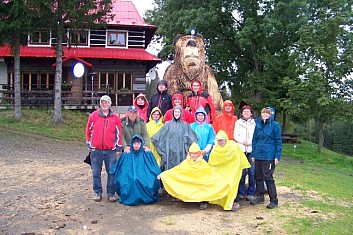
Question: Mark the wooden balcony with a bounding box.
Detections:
[0,86,136,110]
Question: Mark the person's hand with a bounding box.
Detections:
[201,150,206,156]
[116,151,121,158]
[124,146,131,153]
[251,157,255,163]
[144,146,150,152]
[275,158,279,165]
[157,174,161,180]
[243,139,248,145]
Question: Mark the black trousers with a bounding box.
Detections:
[255,160,278,202]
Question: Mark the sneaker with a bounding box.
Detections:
[246,195,255,201]
[231,203,240,212]
[199,202,208,210]
[267,201,278,209]
[108,195,117,202]
[93,194,102,202]
[238,194,246,200]
[250,196,265,205]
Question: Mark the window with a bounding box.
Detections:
[98,72,132,91]
[107,31,127,47]
[17,72,54,90]
[30,30,50,45]
[70,30,88,46]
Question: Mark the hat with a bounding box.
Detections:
[100,95,111,103]
[128,105,138,112]
[216,137,226,141]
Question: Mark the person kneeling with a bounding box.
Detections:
[158,143,229,210]
[109,135,161,206]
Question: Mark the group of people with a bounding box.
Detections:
[85,79,282,211]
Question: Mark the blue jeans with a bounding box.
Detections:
[238,152,256,196]
[90,149,117,197]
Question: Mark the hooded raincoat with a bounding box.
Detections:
[208,130,250,210]
[109,135,161,206]
[163,93,194,124]
[146,107,164,166]
[133,93,149,122]
[147,80,173,118]
[151,105,198,171]
[185,80,216,124]
[160,143,229,202]
[190,107,216,161]
[212,100,238,140]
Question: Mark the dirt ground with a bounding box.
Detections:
[0,127,311,235]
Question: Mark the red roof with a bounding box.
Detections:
[0,45,160,62]
[108,0,156,28]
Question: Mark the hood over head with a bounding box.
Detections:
[222,100,235,114]
[190,80,203,94]
[172,93,184,107]
[129,135,144,153]
[195,106,208,123]
[149,107,163,122]
[214,130,229,145]
[157,80,168,92]
[133,93,149,108]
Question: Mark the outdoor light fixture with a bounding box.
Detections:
[73,62,85,78]
[190,29,197,35]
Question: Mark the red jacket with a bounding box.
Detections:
[133,93,149,122]
[185,81,216,124]
[163,93,194,124]
[86,109,123,150]
[212,100,238,140]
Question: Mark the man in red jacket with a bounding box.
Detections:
[86,95,123,202]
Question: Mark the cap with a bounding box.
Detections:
[128,105,138,112]
[100,95,111,103]
[216,137,226,141]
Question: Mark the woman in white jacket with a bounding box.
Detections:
[234,105,256,201]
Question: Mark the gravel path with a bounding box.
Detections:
[0,127,301,235]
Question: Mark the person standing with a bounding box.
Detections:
[185,80,216,124]
[133,93,149,122]
[147,80,173,119]
[250,107,282,209]
[146,107,164,166]
[86,95,122,202]
[212,100,238,140]
[121,105,150,153]
[234,105,256,201]
[190,107,215,162]
[152,105,198,171]
[163,93,193,124]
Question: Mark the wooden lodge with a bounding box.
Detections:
[0,0,160,112]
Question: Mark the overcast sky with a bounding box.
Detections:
[131,0,170,78]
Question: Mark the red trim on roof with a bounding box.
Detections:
[52,56,93,67]
[0,45,161,62]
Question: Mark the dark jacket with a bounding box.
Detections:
[251,107,282,161]
[147,80,173,118]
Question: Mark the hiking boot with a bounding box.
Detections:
[199,202,208,210]
[267,201,278,209]
[108,195,117,202]
[246,195,255,201]
[250,196,265,205]
[93,194,102,202]
[231,203,240,212]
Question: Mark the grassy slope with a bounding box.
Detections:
[0,109,352,234]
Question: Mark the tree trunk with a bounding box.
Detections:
[53,24,63,123]
[14,36,22,119]
[282,110,287,133]
[317,118,324,153]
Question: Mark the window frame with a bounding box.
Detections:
[106,30,128,48]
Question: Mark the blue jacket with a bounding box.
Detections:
[251,107,282,161]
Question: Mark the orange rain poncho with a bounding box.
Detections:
[160,143,229,202]
[208,130,250,210]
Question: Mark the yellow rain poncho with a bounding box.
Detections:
[160,143,229,202]
[146,107,164,166]
[208,130,250,210]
